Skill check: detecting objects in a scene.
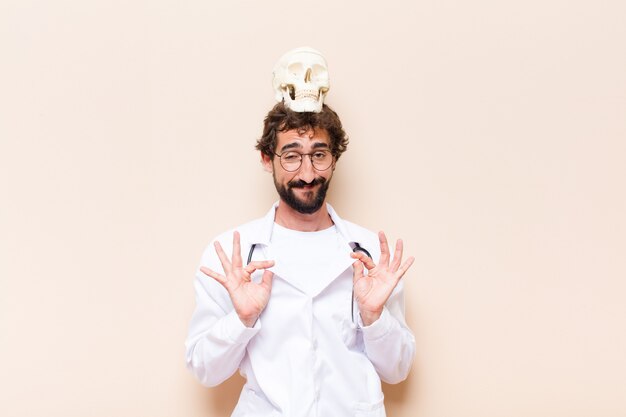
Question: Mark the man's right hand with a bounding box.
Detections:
[200,231,274,327]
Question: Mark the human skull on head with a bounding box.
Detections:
[272,47,330,113]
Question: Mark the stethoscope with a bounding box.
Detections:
[247,242,372,324]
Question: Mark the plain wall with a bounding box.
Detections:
[1,0,625,416]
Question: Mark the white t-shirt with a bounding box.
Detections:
[270,223,345,297]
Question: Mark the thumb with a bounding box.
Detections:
[261,269,274,290]
[352,260,364,285]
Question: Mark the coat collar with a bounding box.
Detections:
[248,201,358,247]
[247,202,364,298]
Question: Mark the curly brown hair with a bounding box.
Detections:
[256,102,349,159]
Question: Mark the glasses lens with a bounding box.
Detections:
[311,151,332,170]
[280,152,302,171]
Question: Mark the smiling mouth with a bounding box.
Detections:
[294,183,319,191]
[288,177,326,190]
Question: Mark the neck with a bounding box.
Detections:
[274,200,334,232]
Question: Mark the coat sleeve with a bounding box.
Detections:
[184,237,260,387]
[360,280,415,384]
[353,229,415,384]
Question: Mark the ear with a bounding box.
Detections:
[261,152,273,173]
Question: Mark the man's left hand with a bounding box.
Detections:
[351,231,415,326]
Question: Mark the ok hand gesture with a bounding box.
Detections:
[200,231,274,327]
[351,231,415,326]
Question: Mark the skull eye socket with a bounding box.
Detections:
[287,62,304,76]
[311,64,328,80]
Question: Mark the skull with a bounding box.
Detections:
[272,47,330,113]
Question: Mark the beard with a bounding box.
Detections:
[274,176,330,214]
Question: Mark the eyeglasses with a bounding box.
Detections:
[273,149,334,172]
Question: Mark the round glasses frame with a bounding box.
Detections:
[272,150,334,172]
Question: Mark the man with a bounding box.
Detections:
[185,102,415,417]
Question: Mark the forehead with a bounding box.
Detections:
[276,128,330,151]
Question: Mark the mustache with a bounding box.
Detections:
[287,177,326,189]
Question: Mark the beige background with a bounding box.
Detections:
[1,0,625,416]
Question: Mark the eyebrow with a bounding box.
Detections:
[280,141,330,153]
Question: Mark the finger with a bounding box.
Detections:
[200,266,227,286]
[395,256,415,280]
[352,260,364,284]
[260,269,274,291]
[390,239,403,273]
[231,231,242,267]
[378,231,390,266]
[244,260,275,274]
[350,251,376,270]
[213,241,232,274]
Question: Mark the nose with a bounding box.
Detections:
[304,68,312,83]
[297,154,316,183]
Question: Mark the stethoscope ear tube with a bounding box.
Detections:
[247,243,257,265]
[352,242,372,259]
[351,243,372,324]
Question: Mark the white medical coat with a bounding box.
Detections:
[185,203,415,417]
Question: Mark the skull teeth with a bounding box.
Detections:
[294,90,319,100]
